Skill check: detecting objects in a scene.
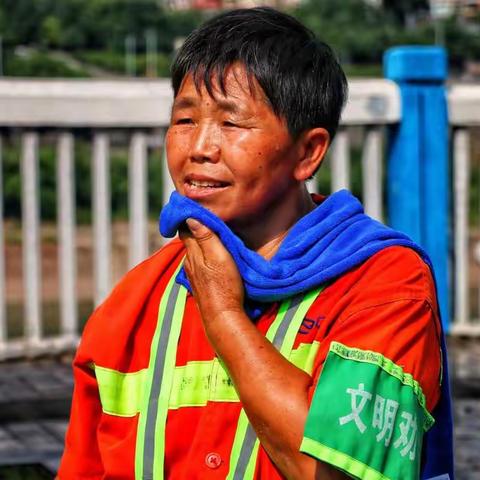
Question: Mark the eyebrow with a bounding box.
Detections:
[172,97,196,111]
[172,96,243,115]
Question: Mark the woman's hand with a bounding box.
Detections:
[179,218,245,323]
[178,219,347,480]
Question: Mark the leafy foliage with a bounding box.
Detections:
[293,0,390,63]
[0,0,202,77]
[1,0,479,77]
[0,0,202,52]
[74,50,172,76]
[4,49,89,77]
[292,0,480,69]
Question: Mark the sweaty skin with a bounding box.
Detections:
[169,64,348,479]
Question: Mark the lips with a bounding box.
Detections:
[183,174,231,199]
[188,179,226,188]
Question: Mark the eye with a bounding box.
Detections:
[222,121,238,128]
[175,118,193,125]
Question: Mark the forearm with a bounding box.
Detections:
[179,221,347,478]
[203,310,346,480]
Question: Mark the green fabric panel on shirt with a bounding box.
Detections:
[301,341,435,480]
[93,364,147,417]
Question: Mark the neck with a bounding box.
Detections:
[231,187,316,259]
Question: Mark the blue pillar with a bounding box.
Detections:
[384,46,450,331]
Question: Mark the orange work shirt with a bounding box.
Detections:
[58,240,441,479]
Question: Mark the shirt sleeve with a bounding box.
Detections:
[300,249,442,480]
[57,352,105,478]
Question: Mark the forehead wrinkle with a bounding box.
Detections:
[174,90,249,117]
[175,65,272,118]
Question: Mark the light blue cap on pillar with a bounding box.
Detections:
[384,46,447,82]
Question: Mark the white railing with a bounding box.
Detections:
[449,84,480,336]
[0,77,477,360]
[0,79,173,359]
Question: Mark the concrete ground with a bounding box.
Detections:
[449,337,480,480]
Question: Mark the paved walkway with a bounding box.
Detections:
[0,339,478,478]
[449,337,480,480]
[0,361,72,473]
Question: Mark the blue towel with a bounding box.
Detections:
[159,188,454,480]
[160,190,420,301]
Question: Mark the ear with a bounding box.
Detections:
[293,128,330,181]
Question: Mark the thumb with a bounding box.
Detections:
[186,218,228,260]
[185,218,212,240]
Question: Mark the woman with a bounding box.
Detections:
[59,8,453,480]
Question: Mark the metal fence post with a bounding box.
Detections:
[384,46,450,331]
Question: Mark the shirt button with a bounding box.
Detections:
[205,452,222,469]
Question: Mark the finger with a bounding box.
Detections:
[185,218,214,240]
[179,225,203,259]
[180,238,202,261]
[178,220,193,237]
[178,224,192,243]
[186,218,228,259]
[179,222,198,246]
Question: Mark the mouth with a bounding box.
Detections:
[183,176,231,199]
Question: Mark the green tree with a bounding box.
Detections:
[293,0,393,63]
[40,15,63,47]
[383,0,430,24]
[0,0,202,52]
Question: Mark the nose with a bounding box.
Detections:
[189,123,221,163]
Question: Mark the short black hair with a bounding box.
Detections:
[171,7,348,141]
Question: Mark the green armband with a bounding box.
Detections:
[300,342,435,480]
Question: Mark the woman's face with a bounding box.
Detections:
[166,63,303,228]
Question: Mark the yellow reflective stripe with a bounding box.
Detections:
[169,358,239,409]
[289,341,320,374]
[93,341,322,416]
[169,341,321,409]
[92,364,147,417]
[92,341,322,416]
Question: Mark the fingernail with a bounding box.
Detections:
[186,218,202,231]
